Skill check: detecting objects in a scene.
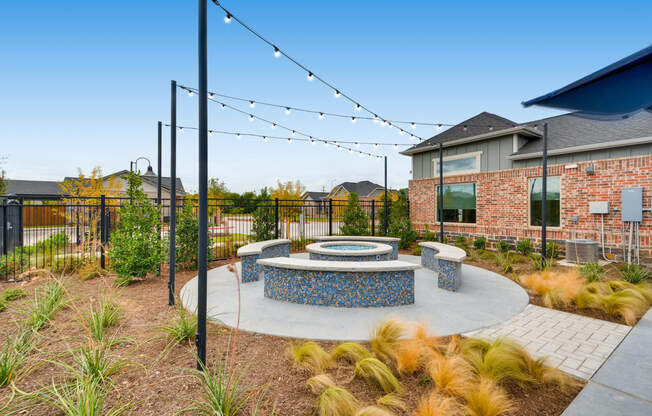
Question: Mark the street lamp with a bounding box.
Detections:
[130,157,153,174]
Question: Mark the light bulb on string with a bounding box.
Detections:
[179,127,183,132]
[355,142,360,147]
[319,113,325,120]
[291,130,296,136]
[263,136,268,142]
[221,103,226,109]
[209,92,214,99]
[411,122,416,129]
[355,103,361,111]
[285,107,291,115]
[373,115,379,123]
[187,90,194,97]
[337,145,342,151]
[249,100,255,108]
[307,72,314,81]
[463,125,468,131]
[488,125,494,131]
[437,124,442,130]
[273,47,281,58]
[236,133,241,140]
[271,123,276,129]
[348,148,353,153]
[311,139,316,145]
[394,144,399,150]
[224,13,232,23]
[374,143,379,148]
[208,130,213,136]
[381,120,387,127]
[323,141,329,148]
[351,117,356,123]
[287,138,292,144]
[399,129,405,135]
[333,90,341,98]
[249,114,254,122]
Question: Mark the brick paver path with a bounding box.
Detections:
[465,304,631,380]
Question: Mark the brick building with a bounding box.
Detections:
[402,110,652,263]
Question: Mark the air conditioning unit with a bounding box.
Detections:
[565,239,599,264]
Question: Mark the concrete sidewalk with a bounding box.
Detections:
[562,308,652,415]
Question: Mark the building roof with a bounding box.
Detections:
[332,181,385,198]
[302,191,329,201]
[522,45,652,114]
[509,109,652,159]
[63,170,185,194]
[4,180,64,199]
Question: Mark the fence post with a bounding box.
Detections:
[100,195,106,269]
[274,198,279,239]
[371,200,375,236]
[328,199,333,236]
[1,198,6,256]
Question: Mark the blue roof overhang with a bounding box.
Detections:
[522,45,652,114]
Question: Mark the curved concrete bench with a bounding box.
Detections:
[315,236,400,259]
[257,257,419,307]
[419,242,467,292]
[236,239,291,283]
[306,241,393,261]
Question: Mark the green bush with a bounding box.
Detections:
[497,240,510,253]
[387,191,416,249]
[108,172,164,286]
[340,192,369,236]
[175,198,211,269]
[455,236,468,248]
[422,226,437,242]
[516,239,532,255]
[580,263,604,282]
[251,205,275,241]
[412,246,421,256]
[619,264,651,284]
[473,237,486,250]
[546,242,560,259]
[1,288,27,302]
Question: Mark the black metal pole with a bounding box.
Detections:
[169,81,177,306]
[541,123,548,268]
[439,142,444,242]
[371,200,375,236]
[274,198,279,239]
[328,199,333,236]
[157,121,162,206]
[100,195,105,269]
[384,156,388,236]
[196,0,208,371]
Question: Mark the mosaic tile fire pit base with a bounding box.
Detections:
[262,266,415,307]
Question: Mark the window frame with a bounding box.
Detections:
[528,176,562,228]
[433,151,483,177]
[435,182,477,224]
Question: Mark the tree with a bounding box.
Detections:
[0,170,6,195]
[388,190,416,249]
[270,180,306,238]
[251,205,275,241]
[375,191,399,236]
[108,172,164,285]
[340,192,369,236]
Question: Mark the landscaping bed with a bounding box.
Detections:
[0,263,583,415]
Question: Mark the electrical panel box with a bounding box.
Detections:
[589,201,609,214]
[621,187,643,222]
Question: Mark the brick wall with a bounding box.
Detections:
[409,154,652,263]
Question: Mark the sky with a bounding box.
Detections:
[1,1,650,194]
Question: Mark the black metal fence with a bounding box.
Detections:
[1,195,392,281]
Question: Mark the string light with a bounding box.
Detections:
[311,139,316,145]
[351,117,356,123]
[285,107,291,115]
[236,133,241,139]
[249,114,254,121]
[334,90,341,98]
[273,46,281,58]
[355,142,360,147]
[411,122,416,129]
[437,124,442,130]
[208,130,213,136]
[221,103,226,109]
[287,138,292,143]
[394,144,398,149]
[291,130,296,136]
[249,100,255,108]
[307,72,314,81]
[188,90,194,97]
[209,92,214,99]
[463,125,468,131]
[271,123,276,129]
[319,112,325,119]
[355,104,361,111]
[179,127,184,132]
[263,136,268,142]
[224,13,232,23]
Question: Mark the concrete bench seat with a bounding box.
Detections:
[257,257,419,307]
[315,236,400,259]
[236,239,291,282]
[419,242,467,292]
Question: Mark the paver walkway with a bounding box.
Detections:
[562,308,652,415]
[465,304,631,380]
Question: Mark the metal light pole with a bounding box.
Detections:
[541,123,548,268]
[196,0,209,370]
[169,81,177,306]
[157,121,162,206]
[384,156,388,235]
[439,142,444,242]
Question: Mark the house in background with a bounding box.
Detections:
[326,180,395,201]
[63,169,185,201]
[301,191,329,203]
[401,109,652,262]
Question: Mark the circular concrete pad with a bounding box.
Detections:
[180,254,528,341]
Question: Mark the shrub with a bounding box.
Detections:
[463,378,514,416]
[516,239,532,255]
[415,391,460,416]
[546,242,560,259]
[519,270,584,308]
[496,240,510,253]
[473,237,486,250]
[108,172,164,285]
[370,319,406,365]
[576,281,652,324]
[331,342,372,364]
[84,295,121,342]
[1,288,27,302]
[158,305,197,348]
[426,354,475,397]
[289,341,334,374]
[26,279,66,330]
[79,262,107,281]
[620,264,651,284]
[412,245,422,256]
[455,236,468,248]
[493,253,513,274]
[251,205,275,241]
[580,263,604,282]
[388,190,417,249]
[340,192,370,236]
[354,357,402,394]
[355,406,394,416]
[69,342,131,384]
[317,386,360,416]
[395,338,428,375]
[376,393,406,413]
[175,198,211,269]
[422,226,437,242]
[0,331,34,387]
[307,373,336,395]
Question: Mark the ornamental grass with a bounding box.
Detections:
[317,386,361,416]
[331,342,372,364]
[414,391,461,416]
[289,341,334,374]
[307,373,336,395]
[426,354,475,397]
[376,393,407,413]
[354,357,402,394]
[463,377,514,416]
[369,319,407,365]
[354,405,395,416]
[518,270,584,308]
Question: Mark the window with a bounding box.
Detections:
[434,151,482,176]
[529,177,560,227]
[436,183,476,223]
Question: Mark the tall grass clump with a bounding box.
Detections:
[317,386,360,416]
[1,288,28,302]
[414,391,460,416]
[307,373,336,395]
[354,406,395,416]
[619,264,651,284]
[26,279,66,330]
[376,393,407,413]
[331,342,372,364]
[289,341,334,374]
[580,263,604,282]
[67,342,131,385]
[370,319,406,365]
[516,239,532,255]
[473,237,486,250]
[0,331,34,387]
[463,378,514,416]
[84,295,121,342]
[577,281,652,325]
[354,358,402,394]
[426,354,475,397]
[519,270,584,308]
[158,305,198,348]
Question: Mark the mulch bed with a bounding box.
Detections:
[0,259,582,415]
